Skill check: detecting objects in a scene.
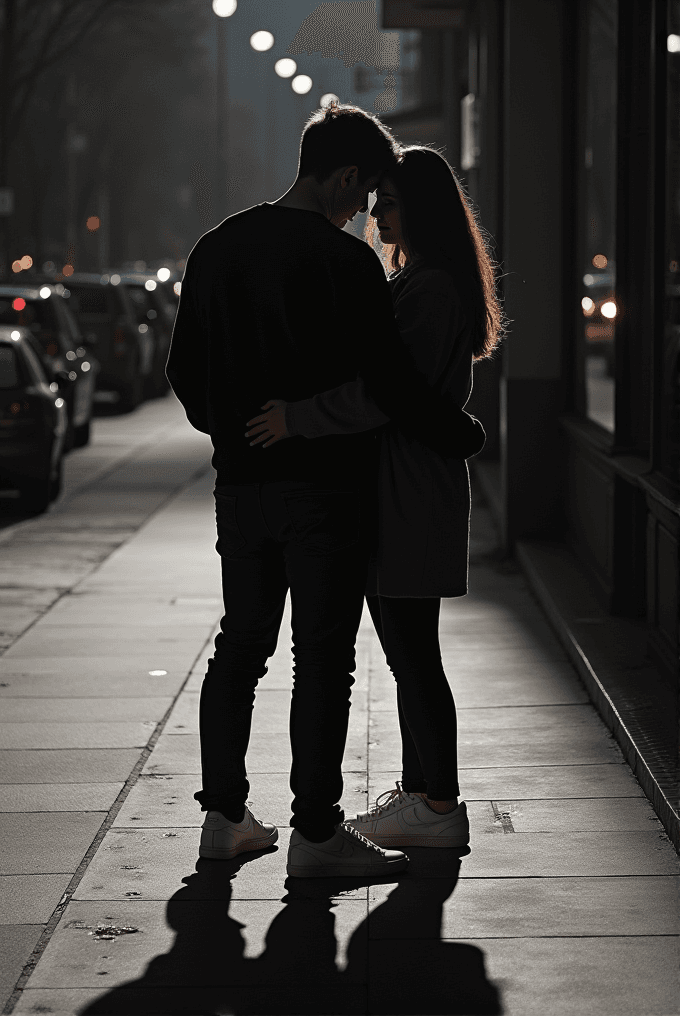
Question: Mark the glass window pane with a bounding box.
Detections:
[664,1,680,479]
[582,0,618,432]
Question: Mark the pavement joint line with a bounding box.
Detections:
[0,460,213,661]
[1,548,217,1015]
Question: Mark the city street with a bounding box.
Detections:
[0,395,677,1015]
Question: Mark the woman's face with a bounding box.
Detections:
[370,177,406,252]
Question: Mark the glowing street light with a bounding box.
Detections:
[274,58,297,78]
[320,92,339,107]
[212,0,236,16]
[250,30,274,52]
[292,74,313,95]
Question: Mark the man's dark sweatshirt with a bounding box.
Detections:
[166,203,484,486]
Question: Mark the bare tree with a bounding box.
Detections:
[0,0,178,272]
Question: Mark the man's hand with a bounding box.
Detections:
[245,399,290,448]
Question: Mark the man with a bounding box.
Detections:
[167,103,482,878]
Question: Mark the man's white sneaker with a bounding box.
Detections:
[286,822,408,878]
[199,808,278,860]
[346,784,470,848]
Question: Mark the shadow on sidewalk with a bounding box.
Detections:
[81,847,502,1015]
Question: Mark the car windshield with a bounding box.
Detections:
[0,297,62,357]
[0,345,21,388]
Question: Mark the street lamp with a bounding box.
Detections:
[249,32,276,197]
[274,58,297,78]
[211,0,236,219]
[292,74,313,95]
[250,30,274,52]
[212,0,236,15]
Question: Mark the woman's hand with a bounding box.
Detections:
[245,399,290,448]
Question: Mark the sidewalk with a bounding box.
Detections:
[1,459,678,1014]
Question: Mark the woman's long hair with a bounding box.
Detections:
[365,146,506,360]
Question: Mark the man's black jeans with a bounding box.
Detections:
[195,481,370,840]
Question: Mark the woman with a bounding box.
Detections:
[246,146,505,847]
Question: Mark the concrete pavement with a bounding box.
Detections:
[1,396,678,1015]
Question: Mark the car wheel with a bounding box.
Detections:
[118,361,143,413]
[19,475,52,514]
[72,418,91,448]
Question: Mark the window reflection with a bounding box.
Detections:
[582,0,618,432]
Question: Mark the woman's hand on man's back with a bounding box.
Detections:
[245,400,290,448]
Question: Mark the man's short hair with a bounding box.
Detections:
[298,102,398,184]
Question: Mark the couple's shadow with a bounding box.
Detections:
[83,845,502,1015]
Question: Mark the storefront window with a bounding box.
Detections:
[581,0,618,432]
[664,3,680,479]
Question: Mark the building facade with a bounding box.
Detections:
[381,0,679,844]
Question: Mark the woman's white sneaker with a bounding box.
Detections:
[286,822,408,877]
[345,784,470,848]
[199,808,278,860]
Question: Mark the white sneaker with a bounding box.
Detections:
[199,808,278,860]
[286,822,408,878]
[346,784,470,848]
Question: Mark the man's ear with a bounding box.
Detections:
[339,165,359,188]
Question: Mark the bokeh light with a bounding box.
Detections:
[173,281,182,296]
[39,287,51,299]
[250,30,274,52]
[601,300,617,319]
[592,253,608,269]
[145,280,157,291]
[274,58,297,78]
[668,34,680,52]
[12,298,26,311]
[86,216,100,232]
[292,74,313,95]
[157,267,171,282]
[63,264,74,277]
[11,260,21,273]
[20,255,33,269]
[110,274,121,285]
[212,0,237,15]
[10,330,20,340]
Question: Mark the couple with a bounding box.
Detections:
[166,102,504,878]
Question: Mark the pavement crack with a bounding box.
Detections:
[491,801,516,833]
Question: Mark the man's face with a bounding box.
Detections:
[330,169,381,228]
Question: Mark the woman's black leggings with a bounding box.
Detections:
[366,595,459,800]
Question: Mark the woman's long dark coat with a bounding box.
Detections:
[367,262,474,598]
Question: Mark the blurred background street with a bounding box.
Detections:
[0,0,679,1013]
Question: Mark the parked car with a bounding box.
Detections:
[59,273,153,412]
[113,272,175,398]
[0,325,68,512]
[0,284,98,447]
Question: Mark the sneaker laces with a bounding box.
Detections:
[340,822,383,853]
[365,782,410,818]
